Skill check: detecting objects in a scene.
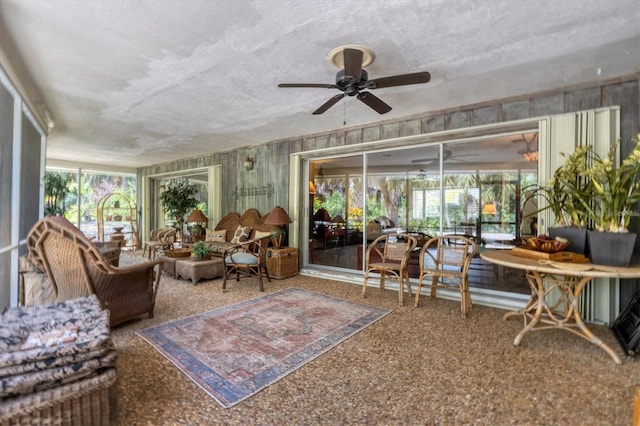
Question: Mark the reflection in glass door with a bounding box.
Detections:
[310,156,363,269]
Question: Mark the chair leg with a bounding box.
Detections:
[414,275,424,307]
[430,276,438,299]
[405,271,412,298]
[362,270,370,298]
[257,267,265,292]
[222,269,229,292]
[397,273,404,306]
[262,264,271,282]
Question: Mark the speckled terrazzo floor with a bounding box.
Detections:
[111,252,639,425]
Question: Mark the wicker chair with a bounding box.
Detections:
[222,235,271,292]
[26,216,163,326]
[362,233,417,306]
[415,235,478,318]
[142,227,177,259]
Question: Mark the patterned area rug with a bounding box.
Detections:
[137,287,390,408]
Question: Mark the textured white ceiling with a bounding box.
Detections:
[0,0,638,168]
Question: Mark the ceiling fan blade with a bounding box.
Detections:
[343,48,363,79]
[411,157,437,164]
[312,94,345,115]
[278,83,337,89]
[357,92,392,114]
[369,72,431,89]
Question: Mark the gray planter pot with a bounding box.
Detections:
[587,230,637,267]
[548,227,588,256]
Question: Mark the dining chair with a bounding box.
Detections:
[222,235,271,292]
[415,235,478,318]
[362,233,417,306]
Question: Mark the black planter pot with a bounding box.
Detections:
[587,230,637,267]
[548,227,588,256]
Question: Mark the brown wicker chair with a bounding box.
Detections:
[26,216,163,326]
[415,235,478,318]
[222,235,271,292]
[362,233,417,306]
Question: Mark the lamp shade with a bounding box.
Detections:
[309,180,317,194]
[264,206,293,225]
[332,215,345,224]
[187,209,208,223]
[482,203,497,215]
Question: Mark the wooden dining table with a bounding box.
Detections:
[480,249,640,364]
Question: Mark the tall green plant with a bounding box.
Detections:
[159,180,199,237]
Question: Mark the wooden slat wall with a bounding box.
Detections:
[137,74,640,302]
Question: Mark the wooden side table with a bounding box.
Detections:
[266,247,298,279]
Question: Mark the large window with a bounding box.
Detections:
[45,168,137,240]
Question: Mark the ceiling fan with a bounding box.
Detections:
[410,149,474,165]
[278,46,431,115]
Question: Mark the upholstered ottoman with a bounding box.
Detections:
[175,257,224,284]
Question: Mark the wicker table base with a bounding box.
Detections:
[175,257,224,284]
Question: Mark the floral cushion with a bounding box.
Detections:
[20,273,56,306]
[230,225,253,244]
[0,295,116,398]
[205,228,227,242]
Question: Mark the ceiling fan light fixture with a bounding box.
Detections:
[522,150,539,162]
[328,45,375,68]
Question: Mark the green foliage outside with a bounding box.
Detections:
[44,171,73,216]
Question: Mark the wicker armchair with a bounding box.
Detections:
[222,235,271,292]
[142,227,177,259]
[26,216,163,326]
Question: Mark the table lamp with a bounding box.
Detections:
[264,206,293,249]
[187,209,208,241]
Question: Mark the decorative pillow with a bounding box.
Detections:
[254,230,272,241]
[230,225,253,244]
[205,228,227,242]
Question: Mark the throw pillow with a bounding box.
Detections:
[205,228,227,242]
[230,225,253,244]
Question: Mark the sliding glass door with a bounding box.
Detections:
[304,132,539,294]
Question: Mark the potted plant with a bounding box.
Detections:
[159,180,199,240]
[559,134,640,266]
[544,152,591,255]
[191,241,212,260]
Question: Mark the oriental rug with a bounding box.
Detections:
[137,287,390,408]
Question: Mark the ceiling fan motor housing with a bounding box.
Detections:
[336,69,368,96]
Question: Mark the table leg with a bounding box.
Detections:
[504,271,622,364]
